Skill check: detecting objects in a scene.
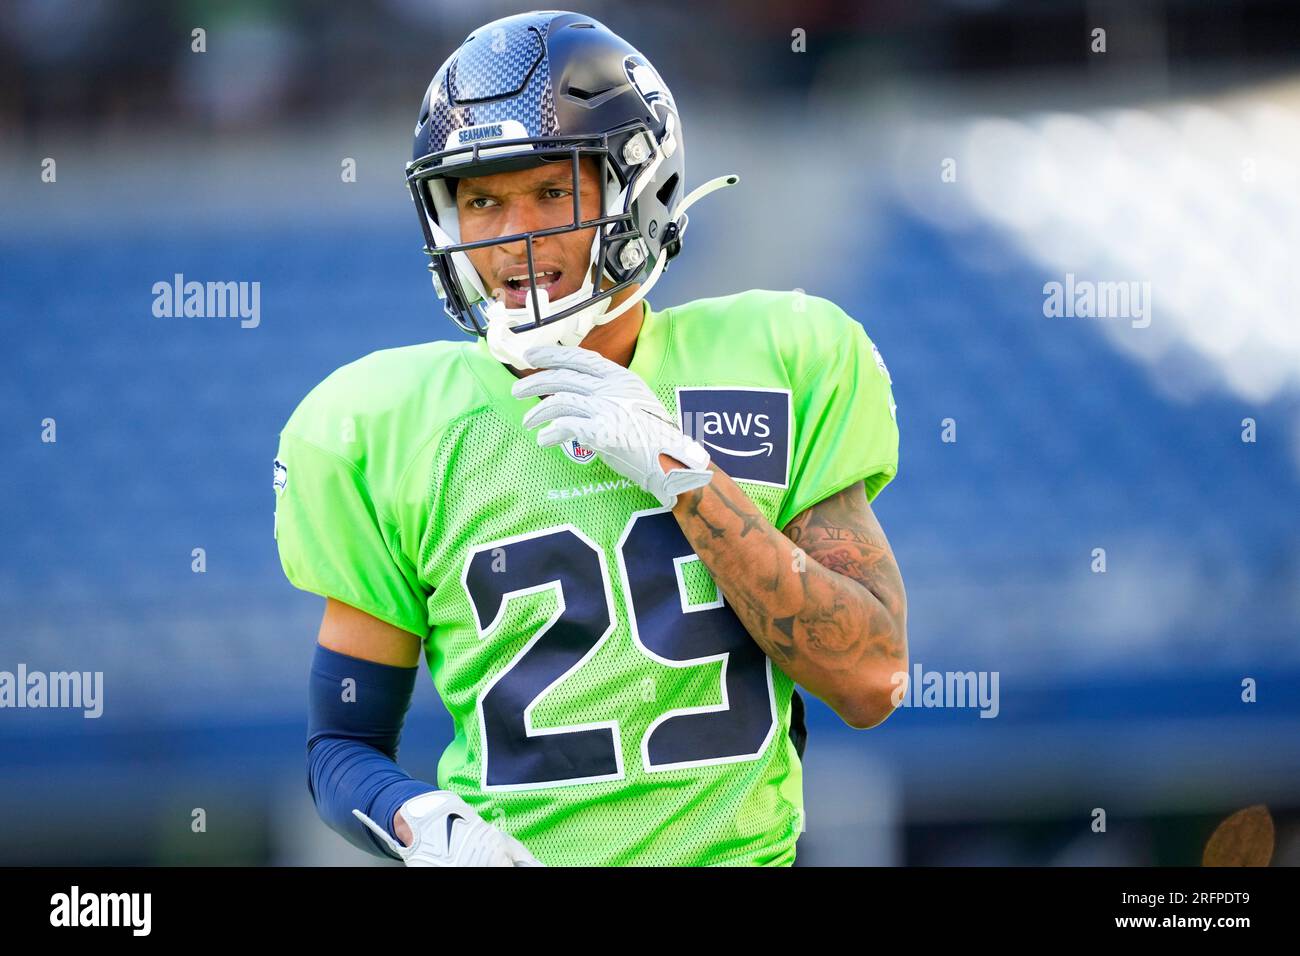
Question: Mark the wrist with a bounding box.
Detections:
[381,784,440,850]
[393,809,414,847]
[658,452,684,473]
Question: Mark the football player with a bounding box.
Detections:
[275,10,905,867]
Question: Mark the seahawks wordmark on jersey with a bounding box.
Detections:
[273,290,899,866]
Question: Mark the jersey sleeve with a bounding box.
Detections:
[274,431,430,639]
[777,316,899,529]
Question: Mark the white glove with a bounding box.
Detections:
[353,790,543,867]
[512,345,713,508]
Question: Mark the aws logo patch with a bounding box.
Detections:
[676,387,791,487]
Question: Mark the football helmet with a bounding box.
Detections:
[407,10,737,368]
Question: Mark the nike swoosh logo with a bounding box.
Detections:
[701,440,773,458]
[446,813,465,846]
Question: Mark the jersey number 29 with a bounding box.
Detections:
[463,507,778,790]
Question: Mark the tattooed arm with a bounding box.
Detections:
[669,461,907,729]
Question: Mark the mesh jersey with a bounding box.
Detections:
[274,289,899,866]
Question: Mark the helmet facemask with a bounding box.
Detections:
[408,127,670,369]
[407,11,739,368]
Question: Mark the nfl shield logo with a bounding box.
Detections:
[561,438,596,464]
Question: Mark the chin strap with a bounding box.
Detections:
[486,286,601,369]
[486,174,741,370]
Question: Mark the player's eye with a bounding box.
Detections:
[464,196,496,210]
[542,187,572,200]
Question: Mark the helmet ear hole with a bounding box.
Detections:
[655,173,680,210]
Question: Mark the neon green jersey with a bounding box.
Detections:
[274,289,899,866]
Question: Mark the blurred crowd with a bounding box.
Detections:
[5,0,1300,139]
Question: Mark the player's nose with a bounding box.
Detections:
[494,197,553,249]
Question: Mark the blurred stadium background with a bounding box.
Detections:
[2,0,1298,865]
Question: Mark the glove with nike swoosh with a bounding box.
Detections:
[353,790,543,867]
[512,345,713,508]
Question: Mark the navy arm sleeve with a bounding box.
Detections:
[306,644,437,859]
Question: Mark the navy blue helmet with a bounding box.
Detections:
[407,10,735,364]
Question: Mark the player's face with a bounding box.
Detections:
[455,157,604,310]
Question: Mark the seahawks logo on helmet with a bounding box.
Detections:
[624,55,675,115]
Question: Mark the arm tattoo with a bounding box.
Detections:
[675,475,906,683]
[783,484,907,635]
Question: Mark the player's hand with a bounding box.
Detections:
[512,345,713,508]
[353,790,544,867]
